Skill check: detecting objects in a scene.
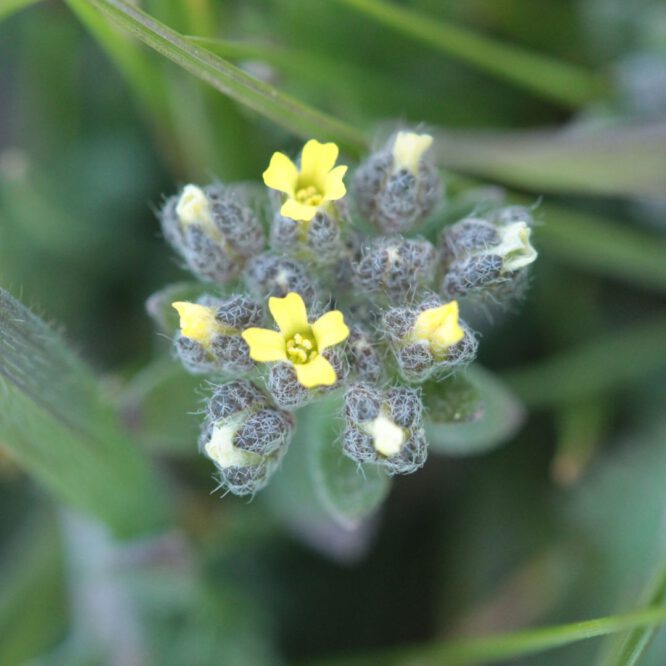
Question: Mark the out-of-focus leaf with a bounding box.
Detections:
[425,365,525,456]
[0,516,66,666]
[434,124,666,198]
[77,0,367,155]
[332,0,605,107]
[0,0,41,22]
[0,288,166,537]
[504,316,666,407]
[304,393,391,530]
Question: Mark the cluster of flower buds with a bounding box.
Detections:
[152,131,538,496]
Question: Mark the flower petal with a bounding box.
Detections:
[172,301,218,346]
[280,198,318,222]
[269,292,309,339]
[323,165,348,202]
[300,139,339,186]
[312,310,349,351]
[294,355,337,388]
[241,328,287,362]
[263,152,299,195]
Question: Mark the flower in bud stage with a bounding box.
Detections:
[200,380,293,496]
[263,139,347,223]
[243,252,316,302]
[172,295,262,374]
[242,292,349,389]
[342,383,427,475]
[161,183,264,284]
[354,130,441,233]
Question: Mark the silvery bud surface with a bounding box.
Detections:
[161,183,265,284]
[354,131,441,233]
[243,252,317,303]
[342,383,427,475]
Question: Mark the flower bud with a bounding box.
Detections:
[354,235,436,303]
[342,383,427,475]
[267,362,311,411]
[171,295,263,374]
[439,208,537,301]
[243,252,316,303]
[354,131,441,233]
[160,183,265,284]
[382,296,477,382]
[200,380,293,496]
[346,326,384,382]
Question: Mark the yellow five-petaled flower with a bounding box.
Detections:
[262,139,347,223]
[242,292,349,388]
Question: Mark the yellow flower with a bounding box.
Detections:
[242,292,349,388]
[172,301,224,349]
[392,131,433,174]
[262,139,347,223]
[410,301,464,357]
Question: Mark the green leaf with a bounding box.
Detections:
[434,124,666,199]
[504,315,666,407]
[303,393,391,530]
[0,0,41,23]
[0,288,166,537]
[76,0,367,155]
[424,366,525,456]
[310,607,666,666]
[332,0,605,108]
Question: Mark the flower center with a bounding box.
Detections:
[295,184,323,207]
[286,332,318,364]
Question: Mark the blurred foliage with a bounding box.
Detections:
[1,0,665,664]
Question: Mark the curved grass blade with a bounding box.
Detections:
[332,0,605,107]
[80,0,367,155]
[0,288,166,537]
[311,607,666,666]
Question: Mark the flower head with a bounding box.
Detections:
[172,301,222,349]
[411,301,464,357]
[241,292,349,388]
[263,140,347,223]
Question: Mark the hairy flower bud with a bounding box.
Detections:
[346,326,384,382]
[354,235,436,303]
[243,253,316,303]
[382,295,477,382]
[172,295,262,375]
[342,383,427,475]
[439,208,537,301]
[200,380,293,496]
[354,131,441,233]
[160,183,265,283]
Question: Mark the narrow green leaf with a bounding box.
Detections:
[602,561,666,666]
[332,0,605,107]
[424,366,525,456]
[434,124,666,199]
[80,0,367,155]
[0,288,166,537]
[303,393,391,529]
[312,607,666,666]
[504,315,666,407]
[535,202,666,293]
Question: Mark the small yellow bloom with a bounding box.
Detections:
[411,301,464,357]
[242,292,349,388]
[262,139,348,223]
[392,131,433,174]
[172,301,223,349]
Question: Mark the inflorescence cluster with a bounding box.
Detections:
[154,131,538,496]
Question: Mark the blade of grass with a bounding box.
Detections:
[503,315,666,407]
[602,560,666,666]
[332,0,605,108]
[434,124,666,199]
[0,288,166,538]
[310,607,666,666]
[79,0,367,155]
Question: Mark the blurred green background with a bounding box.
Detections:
[1,1,666,664]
